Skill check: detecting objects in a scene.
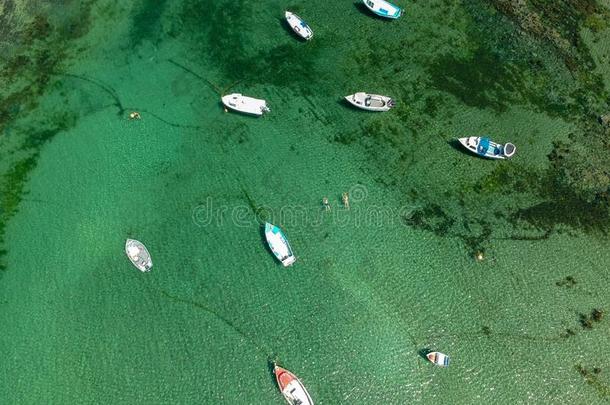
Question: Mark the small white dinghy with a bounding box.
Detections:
[458,136,516,160]
[427,351,450,367]
[362,0,402,19]
[125,239,152,272]
[221,93,270,116]
[265,222,296,267]
[285,11,313,40]
[274,364,314,405]
[345,92,395,111]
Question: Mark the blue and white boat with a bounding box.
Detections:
[427,351,450,367]
[362,0,402,19]
[458,136,516,160]
[265,223,296,267]
[285,11,313,40]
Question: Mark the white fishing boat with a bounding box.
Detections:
[362,0,402,19]
[265,222,296,266]
[458,136,516,159]
[345,92,395,111]
[125,239,152,272]
[221,93,270,116]
[426,351,450,367]
[285,11,313,40]
[274,364,314,405]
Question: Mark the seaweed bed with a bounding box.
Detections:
[333,0,610,255]
[0,4,94,274]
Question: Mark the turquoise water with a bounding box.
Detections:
[1,0,610,403]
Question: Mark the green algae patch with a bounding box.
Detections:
[0,154,37,273]
[0,4,96,272]
[576,364,610,398]
[329,0,610,254]
[129,0,168,47]
[170,0,326,94]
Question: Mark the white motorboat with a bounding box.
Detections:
[362,0,402,19]
[285,11,313,40]
[221,93,270,116]
[265,222,296,267]
[125,239,152,272]
[345,92,395,111]
[458,136,516,159]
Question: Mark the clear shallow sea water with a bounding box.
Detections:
[1,0,610,403]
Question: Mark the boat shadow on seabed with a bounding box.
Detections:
[418,347,433,361]
[448,139,476,158]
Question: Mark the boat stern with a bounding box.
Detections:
[281,255,297,267]
[503,142,516,158]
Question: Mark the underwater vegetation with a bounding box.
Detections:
[576,364,610,398]
[579,308,604,329]
[168,0,327,95]
[555,275,577,288]
[0,5,95,272]
[333,0,610,254]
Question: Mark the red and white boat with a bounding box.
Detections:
[274,364,314,405]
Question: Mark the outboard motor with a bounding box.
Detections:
[503,142,516,158]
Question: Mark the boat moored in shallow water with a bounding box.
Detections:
[458,136,516,159]
[274,364,314,405]
[345,92,395,111]
[427,351,450,367]
[362,0,402,19]
[125,239,152,272]
[285,11,313,40]
[265,222,296,266]
[221,93,270,116]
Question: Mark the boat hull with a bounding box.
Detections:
[285,11,313,40]
[125,239,152,272]
[458,136,515,159]
[427,351,450,367]
[222,93,269,116]
[362,0,402,19]
[265,223,296,266]
[274,365,314,405]
[345,92,394,111]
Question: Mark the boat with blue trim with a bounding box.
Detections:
[427,351,450,367]
[285,11,313,40]
[458,136,516,159]
[265,223,296,266]
[362,0,402,19]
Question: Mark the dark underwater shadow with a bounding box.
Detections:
[267,358,278,386]
[418,347,432,361]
